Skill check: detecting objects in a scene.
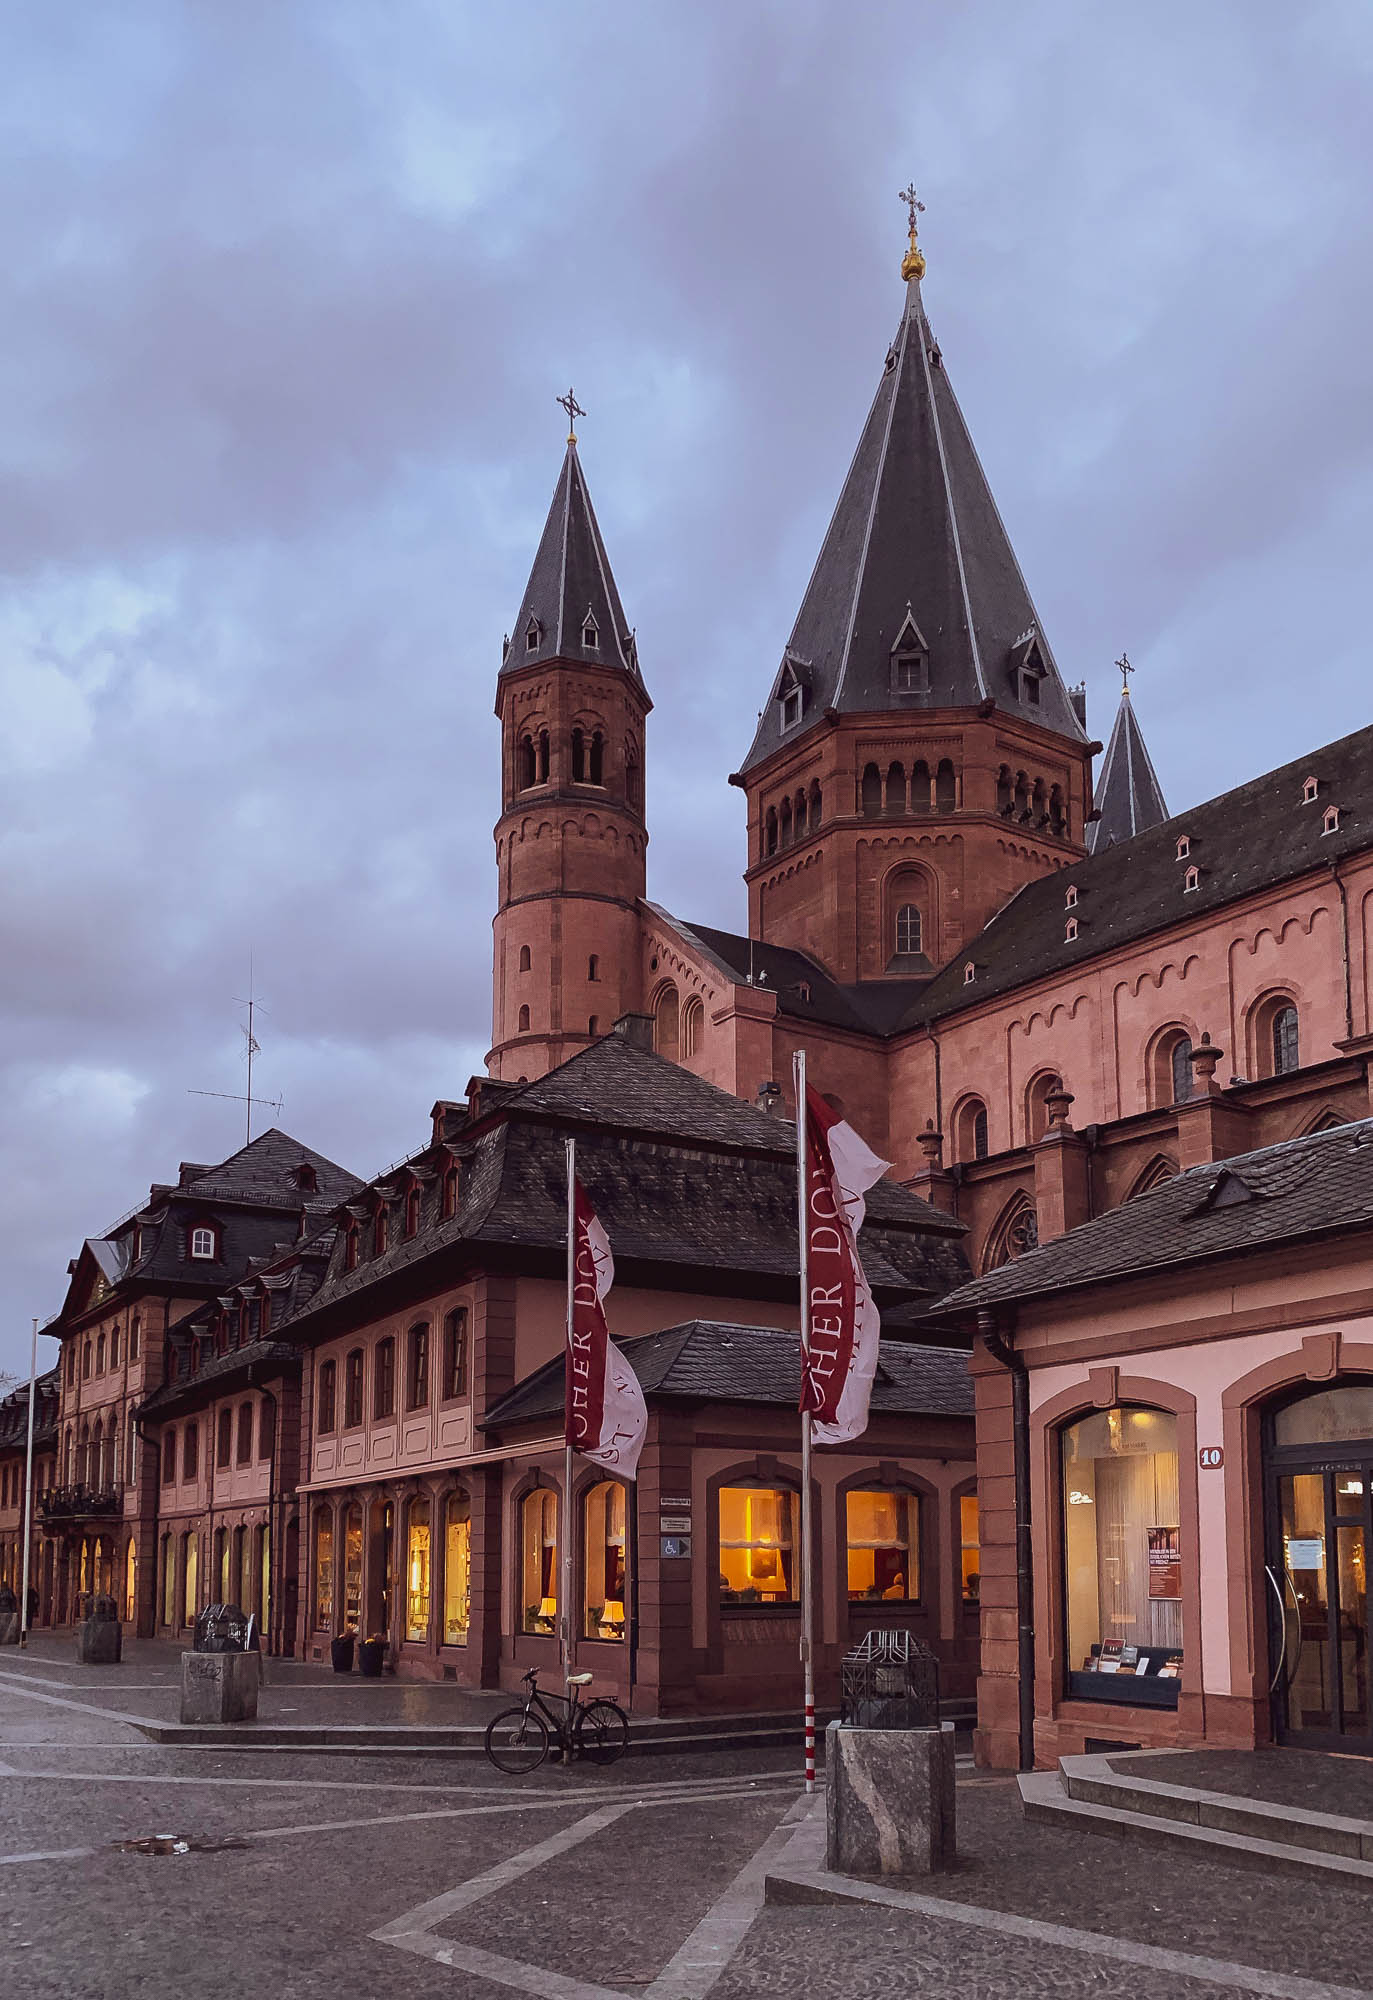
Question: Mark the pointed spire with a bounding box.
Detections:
[1085,668,1169,853]
[740,203,1083,773]
[501,430,641,686]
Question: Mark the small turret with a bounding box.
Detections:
[1086,657,1168,853]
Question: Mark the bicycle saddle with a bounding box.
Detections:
[566,1671,594,1686]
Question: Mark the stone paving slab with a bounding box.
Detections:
[1112,1748,1373,1820]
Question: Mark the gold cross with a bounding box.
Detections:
[557,388,585,444]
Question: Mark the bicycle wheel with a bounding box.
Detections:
[485,1706,551,1774]
[575,1698,629,1766]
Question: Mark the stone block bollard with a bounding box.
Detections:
[75,1594,123,1664]
[825,1718,956,1876]
[180,1649,260,1724]
[0,1612,20,1646]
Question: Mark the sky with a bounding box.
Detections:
[2,0,1372,1381]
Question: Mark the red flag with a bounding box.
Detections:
[566,1179,647,1477]
[799,1086,890,1446]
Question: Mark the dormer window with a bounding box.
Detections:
[1065,917,1079,942]
[525,619,540,654]
[963,962,976,986]
[582,614,599,649]
[343,1223,359,1273]
[404,1187,421,1239]
[1302,776,1319,804]
[1024,672,1041,707]
[889,609,929,694]
[778,663,803,731]
[1323,805,1341,835]
[1176,836,1190,861]
[1184,865,1200,893]
[291,1162,318,1194]
[1065,885,1078,909]
[190,1225,216,1261]
[1010,628,1046,707]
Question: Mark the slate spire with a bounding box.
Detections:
[501,437,642,687]
[1085,680,1169,853]
[740,227,1085,772]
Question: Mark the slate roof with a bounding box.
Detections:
[740,270,1085,775]
[656,912,929,1037]
[482,1319,973,1430]
[1086,687,1169,854]
[0,1370,59,1454]
[916,720,1373,1023]
[500,441,643,687]
[936,1115,1373,1316]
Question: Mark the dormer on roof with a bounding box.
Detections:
[1008,629,1046,709]
[1302,775,1319,804]
[890,608,929,696]
[773,652,810,733]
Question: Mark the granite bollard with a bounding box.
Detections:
[180,1649,260,1724]
[75,1593,123,1664]
[825,1718,956,1876]
[0,1612,19,1646]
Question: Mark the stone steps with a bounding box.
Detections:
[1020,1753,1373,1889]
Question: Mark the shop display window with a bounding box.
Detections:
[583,1481,627,1639]
[405,1498,431,1641]
[444,1492,470,1643]
[1062,1405,1182,1704]
[522,1488,559,1633]
[960,1491,980,1606]
[846,1489,918,1603]
[343,1505,363,1632]
[719,1485,798,1604]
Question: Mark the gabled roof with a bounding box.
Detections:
[482,1319,972,1430]
[740,269,1085,773]
[500,442,643,687]
[915,719,1373,1023]
[1086,687,1169,853]
[653,911,929,1036]
[937,1116,1373,1315]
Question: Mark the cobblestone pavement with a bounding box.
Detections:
[1112,1747,1373,1818]
[2,1662,1372,1999]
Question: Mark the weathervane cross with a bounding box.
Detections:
[557,388,585,443]
[1117,651,1134,693]
[899,182,925,233]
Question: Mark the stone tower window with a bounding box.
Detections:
[589,731,604,785]
[895,905,922,955]
[525,620,539,653]
[572,729,585,782]
[518,1005,531,1034]
[519,945,531,973]
[588,955,599,981]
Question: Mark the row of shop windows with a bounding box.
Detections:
[316,1311,468,1435]
[157,1524,270,1631]
[314,1495,470,1643]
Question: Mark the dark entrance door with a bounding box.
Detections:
[1266,1436,1373,1750]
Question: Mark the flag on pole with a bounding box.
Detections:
[566,1179,647,1477]
[799,1085,890,1446]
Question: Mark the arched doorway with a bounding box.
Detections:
[1265,1380,1373,1749]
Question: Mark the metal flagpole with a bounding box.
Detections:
[795,1049,815,1796]
[20,1316,39,1649]
[563,1137,576,1723]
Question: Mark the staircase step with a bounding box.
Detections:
[1059,1753,1373,1859]
[1019,1769,1373,1890]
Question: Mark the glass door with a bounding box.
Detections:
[1268,1459,1372,1748]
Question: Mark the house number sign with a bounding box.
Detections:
[1198,1446,1224,1469]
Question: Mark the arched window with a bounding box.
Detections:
[571,728,585,782]
[846,1488,918,1603]
[521,1488,559,1632]
[1024,1071,1063,1144]
[681,995,705,1061]
[538,730,550,782]
[258,1398,274,1461]
[344,1223,359,1272]
[953,1097,989,1163]
[95,1333,105,1373]
[1049,783,1067,836]
[405,1187,421,1239]
[764,807,778,857]
[794,788,807,838]
[860,763,882,816]
[124,1538,137,1624]
[1148,1029,1193,1108]
[519,735,536,789]
[587,1014,598,1037]
[191,1225,216,1261]
[885,762,905,815]
[236,1401,253,1465]
[110,1324,121,1368]
[216,1407,232,1468]
[809,780,822,829]
[588,954,599,981]
[625,747,641,808]
[182,1532,198,1626]
[935,759,956,813]
[444,1491,471,1643]
[589,731,604,785]
[519,944,531,972]
[131,1314,141,1361]
[443,1308,468,1400]
[1031,776,1046,823]
[1171,1036,1194,1103]
[407,1322,430,1410]
[442,1163,459,1218]
[909,759,930,813]
[182,1422,198,1481]
[343,1349,364,1428]
[983,1193,1039,1272]
[257,1524,270,1630]
[83,1340,92,1380]
[894,904,922,956]
[161,1426,176,1486]
[996,765,1012,814]
[161,1533,175,1628]
[314,1511,335,1629]
[583,1480,628,1639]
[405,1496,431,1642]
[373,1338,395,1420]
[317,1359,337,1435]
[1126,1154,1179,1200]
[518,1004,531,1034]
[780,797,792,847]
[653,983,680,1061]
[1273,1005,1300,1076]
[1014,771,1029,818]
[1061,1406,1181,1684]
[958,1486,980,1607]
[1251,994,1301,1079]
[719,1483,798,1604]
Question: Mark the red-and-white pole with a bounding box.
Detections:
[795,1049,815,1796]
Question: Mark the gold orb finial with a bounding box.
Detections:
[899,181,926,281]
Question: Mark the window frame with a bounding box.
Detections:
[190,1224,218,1262]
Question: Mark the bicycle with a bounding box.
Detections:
[484,1667,629,1773]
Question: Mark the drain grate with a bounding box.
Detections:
[114,1834,250,1856]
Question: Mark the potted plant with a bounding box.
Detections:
[330,1629,355,1674]
[358,1633,387,1677]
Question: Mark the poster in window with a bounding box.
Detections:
[1147,1525,1182,1600]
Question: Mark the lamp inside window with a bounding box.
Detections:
[718,1485,798,1604]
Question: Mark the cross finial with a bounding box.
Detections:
[556,387,585,444]
[898,182,926,281]
[1116,651,1134,693]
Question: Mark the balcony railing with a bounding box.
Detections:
[38,1484,124,1523]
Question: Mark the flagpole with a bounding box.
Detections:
[20,1316,39,1649]
[795,1050,815,1797]
[563,1137,576,1723]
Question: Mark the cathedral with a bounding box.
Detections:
[8,204,1373,1769]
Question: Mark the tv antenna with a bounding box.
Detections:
[188,958,282,1145]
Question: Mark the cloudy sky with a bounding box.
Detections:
[2,1,1371,1379]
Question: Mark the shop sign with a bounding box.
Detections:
[1147,1525,1182,1599]
[659,1515,692,1534]
[1198,1445,1224,1469]
[660,1496,692,1510]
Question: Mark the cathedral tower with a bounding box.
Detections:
[733,203,1094,983]
[489,419,650,1082]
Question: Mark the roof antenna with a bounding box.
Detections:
[188,955,282,1145]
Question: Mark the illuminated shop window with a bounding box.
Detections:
[257,1524,270,1630]
[161,1532,175,1628]
[583,1481,627,1640]
[522,1489,559,1633]
[960,1492,981,1605]
[124,1539,137,1624]
[1062,1406,1181,1691]
[405,1497,431,1642]
[343,1506,363,1632]
[314,1513,335,1629]
[182,1532,198,1626]
[444,1493,470,1644]
[846,1489,918,1603]
[718,1485,798,1604]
